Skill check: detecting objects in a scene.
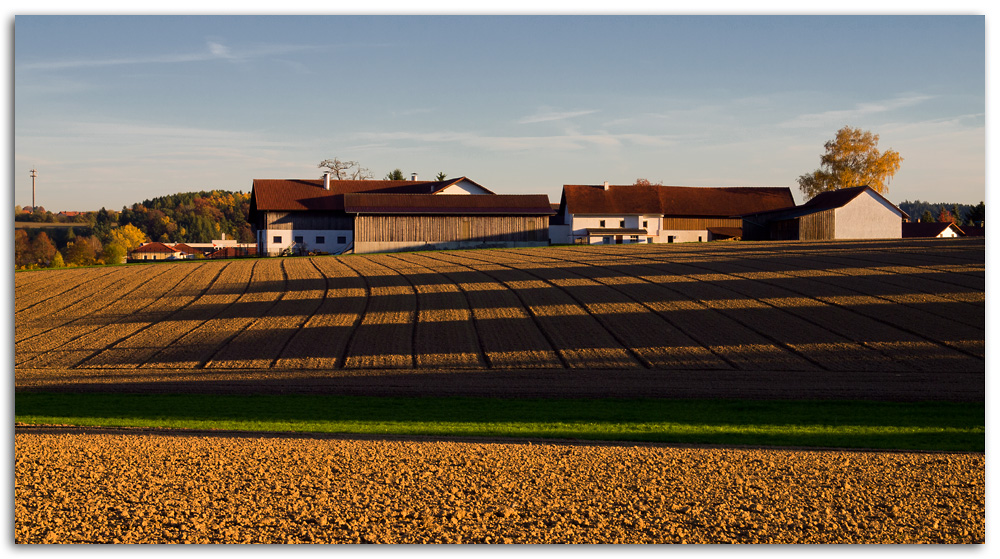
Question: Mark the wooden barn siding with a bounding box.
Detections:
[356,215,548,243]
[799,210,836,240]
[661,217,742,230]
[262,211,354,230]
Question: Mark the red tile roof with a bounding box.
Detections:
[250,177,487,213]
[131,242,180,254]
[562,184,794,217]
[344,194,554,215]
[172,243,200,255]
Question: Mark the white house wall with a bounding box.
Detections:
[258,228,353,256]
[435,180,491,195]
[562,214,715,244]
[834,190,903,239]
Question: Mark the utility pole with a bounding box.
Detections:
[30,168,37,209]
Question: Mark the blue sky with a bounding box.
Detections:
[12,12,987,212]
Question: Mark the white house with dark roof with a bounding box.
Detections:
[550,182,795,244]
[248,174,552,255]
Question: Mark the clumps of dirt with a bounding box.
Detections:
[15,432,984,544]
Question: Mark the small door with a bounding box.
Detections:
[615,235,623,244]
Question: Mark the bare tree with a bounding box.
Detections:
[318,158,374,180]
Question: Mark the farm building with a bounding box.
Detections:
[549,183,795,244]
[742,186,908,241]
[902,222,965,239]
[249,175,553,255]
[128,242,189,261]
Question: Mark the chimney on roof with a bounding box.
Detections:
[411,172,418,181]
[603,181,610,191]
[323,172,331,190]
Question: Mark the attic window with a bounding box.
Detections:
[619,220,625,228]
[599,220,605,227]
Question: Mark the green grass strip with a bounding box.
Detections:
[14,393,984,452]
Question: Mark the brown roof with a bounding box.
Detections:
[803,186,909,219]
[250,176,495,213]
[902,222,963,238]
[344,193,554,215]
[131,242,180,254]
[207,246,257,258]
[960,225,984,236]
[562,184,794,217]
[172,243,200,255]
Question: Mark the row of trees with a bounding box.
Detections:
[899,200,985,226]
[14,190,251,270]
[14,223,149,270]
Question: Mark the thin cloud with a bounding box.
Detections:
[360,130,679,152]
[18,41,321,71]
[779,94,935,129]
[518,109,599,125]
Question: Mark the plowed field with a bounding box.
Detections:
[14,238,986,544]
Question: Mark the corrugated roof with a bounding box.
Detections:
[562,184,794,216]
[344,193,554,215]
[250,178,466,213]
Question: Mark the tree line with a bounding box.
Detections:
[14,190,252,270]
[897,200,985,226]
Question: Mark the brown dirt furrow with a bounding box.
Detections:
[205,259,322,369]
[471,249,730,370]
[378,254,485,369]
[77,262,231,369]
[14,264,205,367]
[14,267,86,305]
[340,255,416,369]
[397,253,562,369]
[273,258,365,370]
[14,265,136,321]
[14,431,984,544]
[14,265,167,343]
[125,259,256,369]
[431,251,641,370]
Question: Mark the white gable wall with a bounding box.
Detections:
[435,179,491,195]
[834,190,903,239]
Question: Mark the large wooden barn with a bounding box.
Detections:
[249,175,553,255]
[742,186,908,241]
[549,183,795,244]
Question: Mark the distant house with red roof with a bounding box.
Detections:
[129,242,186,261]
[249,174,553,255]
[742,186,908,241]
[550,182,795,244]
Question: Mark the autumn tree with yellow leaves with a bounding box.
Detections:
[797,126,902,200]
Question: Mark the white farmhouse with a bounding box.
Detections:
[549,182,795,244]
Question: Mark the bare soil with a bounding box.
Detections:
[14,429,984,544]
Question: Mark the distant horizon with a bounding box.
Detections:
[14,15,986,212]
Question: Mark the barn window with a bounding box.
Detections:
[316,236,325,244]
[273,235,282,244]
[620,220,625,227]
[599,220,605,227]
[631,235,639,242]
[602,236,612,244]
[647,238,653,244]
[643,220,648,228]
[667,236,674,243]
[294,236,303,243]
[337,236,347,244]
